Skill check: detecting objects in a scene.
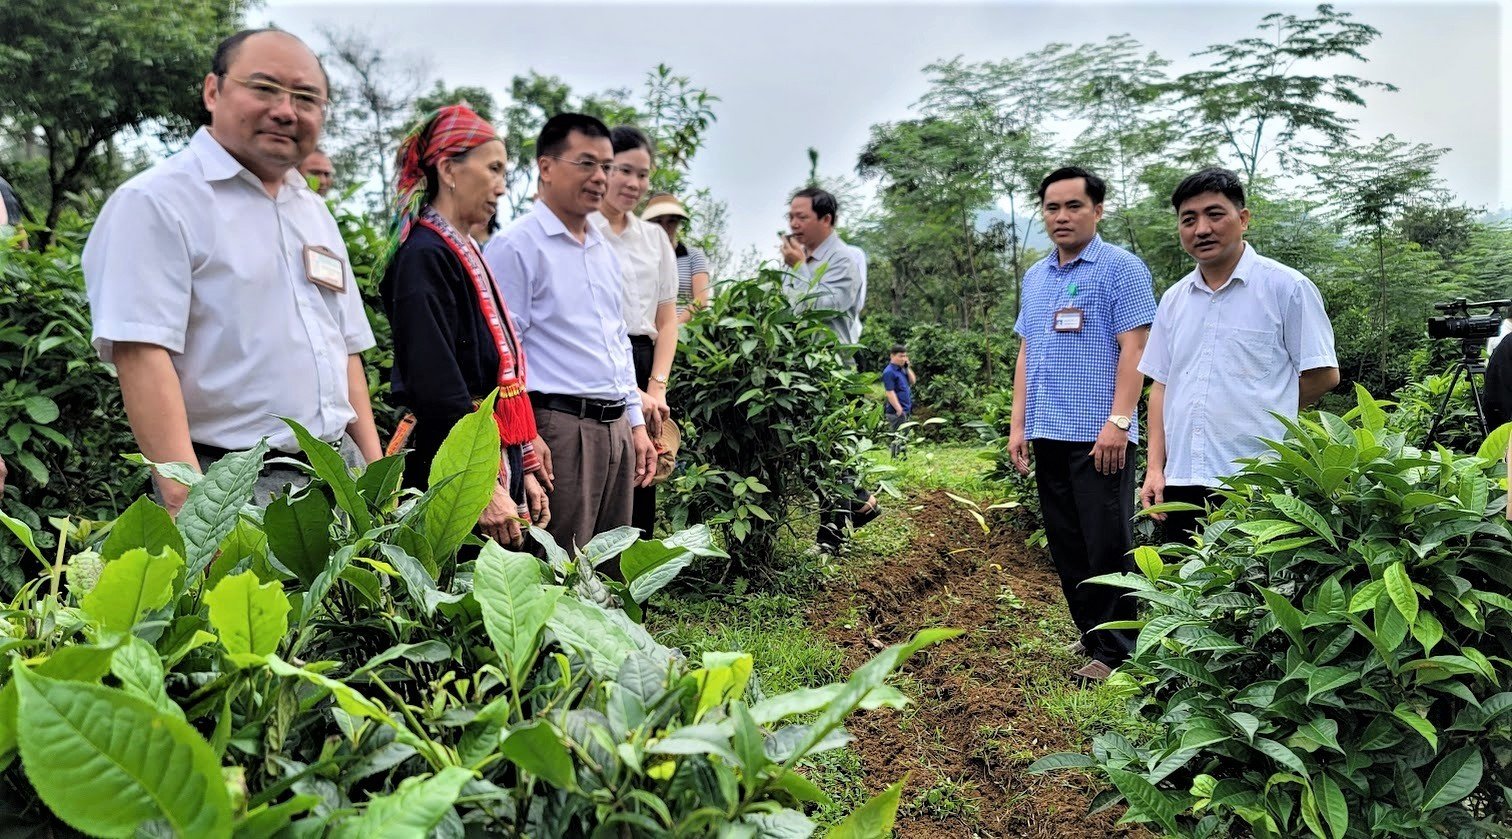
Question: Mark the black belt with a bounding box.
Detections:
[193,439,342,468]
[530,392,627,423]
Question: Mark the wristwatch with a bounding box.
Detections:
[651,373,669,385]
[1108,415,1131,430]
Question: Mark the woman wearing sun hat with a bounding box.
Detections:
[641,192,712,324]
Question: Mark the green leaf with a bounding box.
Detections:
[109,636,183,720]
[1133,546,1164,581]
[500,719,576,791]
[1348,579,1386,613]
[236,795,320,839]
[23,395,60,423]
[356,453,407,509]
[1421,744,1483,811]
[826,776,906,839]
[1411,611,1444,655]
[1259,587,1308,651]
[263,490,334,587]
[177,440,269,578]
[1476,422,1512,464]
[425,393,502,559]
[1106,768,1183,834]
[730,701,769,791]
[12,667,231,838]
[579,525,641,568]
[546,597,646,679]
[206,571,290,661]
[1028,752,1096,773]
[284,418,372,533]
[1393,704,1438,750]
[331,766,472,838]
[1252,737,1308,775]
[1383,562,1419,626]
[1306,667,1359,703]
[0,508,44,562]
[475,542,563,686]
[1317,773,1348,839]
[1266,493,1338,549]
[80,548,182,633]
[100,497,185,564]
[212,517,271,587]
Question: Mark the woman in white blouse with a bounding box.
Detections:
[590,126,678,537]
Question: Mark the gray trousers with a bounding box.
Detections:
[533,407,635,564]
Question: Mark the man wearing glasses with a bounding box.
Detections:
[485,114,656,568]
[83,28,382,514]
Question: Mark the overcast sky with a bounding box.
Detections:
[262,0,1507,261]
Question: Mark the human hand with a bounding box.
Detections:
[639,387,671,439]
[1089,423,1128,475]
[780,234,805,267]
[531,434,554,492]
[1008,429,1030,475]
[0,454,7,495]
[478,481,524,547]
[523,472,550,528]
[631,425,657,488]
[1140,468,1167,521]
[157,473,191,517]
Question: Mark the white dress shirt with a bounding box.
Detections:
[83,128,375,452]
[485,201,644,427]
[1139,243,1337,487]
[589,211,677,338]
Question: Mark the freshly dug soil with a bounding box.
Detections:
[812,493,1152,838]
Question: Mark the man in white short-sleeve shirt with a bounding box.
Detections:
[1139,167,1339,543]
[83,29,381,514]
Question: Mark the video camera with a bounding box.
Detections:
[1427,298,1510,341]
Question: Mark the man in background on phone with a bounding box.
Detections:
[882,344,916,457]
[780,187,880,555]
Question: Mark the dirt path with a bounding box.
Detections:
[812,493,1151,838]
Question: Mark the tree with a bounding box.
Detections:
[0,0,246,246]
[1173,4,1396,185]
[1313,134,1449,388]
[499,72,634,216]
[318,26,431,211]
[408,82,498,125]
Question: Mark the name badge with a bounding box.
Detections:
[304,245,347,293]
[1053,307,1084,332]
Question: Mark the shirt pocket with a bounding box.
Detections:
[1223,326,1281,381]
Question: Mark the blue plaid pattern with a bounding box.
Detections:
[1014,235,1157,443]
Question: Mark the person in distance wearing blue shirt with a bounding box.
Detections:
[1009,166,1158,682]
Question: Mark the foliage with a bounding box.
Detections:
[0,222,144,592]
[1387,372,1487,455]
[0,402,950,835]
[1032,386,1512,838]
[0,0,246,243]
[667,270,884,573]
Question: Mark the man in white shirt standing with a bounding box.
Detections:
[485,113,657,562]
[83,29,382,513]
[1140,167,1340,543]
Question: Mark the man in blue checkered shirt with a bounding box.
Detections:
[1009,166,1157,682]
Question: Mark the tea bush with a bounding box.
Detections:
[1033,387,1512,838]
[0,401,951,835]
[668,270,884,573]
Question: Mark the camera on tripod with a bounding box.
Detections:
[1427,297,1510,341]
[1423,298,1511,447]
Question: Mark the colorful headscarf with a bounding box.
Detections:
[382,103,500,269]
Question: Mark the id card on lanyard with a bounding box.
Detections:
[1053,280,1083,333]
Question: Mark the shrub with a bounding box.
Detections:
[1389,371,1487,455]
[1033,386,1512,838]
[668,270,883,573]
[0,401,952,835]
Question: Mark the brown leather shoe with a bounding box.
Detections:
[1063,639,1087,656]
[1073,660,1114,682]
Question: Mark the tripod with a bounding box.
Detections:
[1424,337,1490,448]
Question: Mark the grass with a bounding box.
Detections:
[868,441,1000,499]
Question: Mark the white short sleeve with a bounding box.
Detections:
[1284,278,1338,373]
[82,188,194,361]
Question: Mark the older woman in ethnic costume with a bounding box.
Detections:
[380,104,549,547]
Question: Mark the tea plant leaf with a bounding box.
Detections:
[1476,422,1512,464]
[1253,737,1308,775]
[1317,773,1348,839]
[1028,752,1096,773]
[356,453,407,510]
[283,418,371,534]
[0,509,45,562]
[210,516,269,587]
[546,597,644,679]
[206,570,290,660]
[1106,768,1183,834]
[425,393,501,561]
[263,490,333,588]
[109,636,182,721]
[1383,562,1419,626]
[1421,744,1482,811]
[1306,667,1359,704]
[1258,588,1308,651]
[825,776,906,839]
[1266,494,1338,549]
[12,667,231,838]
[80,547,181,633]
[475,541,563,686]
[1348,580,1386,613]
[580,526,642,568]
[1133,546,1164,581]
[1411,612,1444,655]
[100,497,184,564]
[500,719,576,791]
[1392,704,1438,750]
[178,440,268,578]
[331,766,472,838]
[742,809,817,837]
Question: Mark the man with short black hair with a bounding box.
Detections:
[1010,165,1157,681]
[1140,167,1338,545]
[781,186,880,553]
[485,113,657,559]
[83,28,381,514]
[882,344,915,457]
[299,148,334,196]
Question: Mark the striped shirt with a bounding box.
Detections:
[676,245,709,315]
[1014,235,1157,443]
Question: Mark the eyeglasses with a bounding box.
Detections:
[611,164,651,180]
[543,155,613,177]
[226,76,329,115]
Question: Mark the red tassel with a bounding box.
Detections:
[494,391,538,447]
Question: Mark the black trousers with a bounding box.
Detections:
[629,334,657,538]
[1033,438,1137,666]
[1161,484,1223,547]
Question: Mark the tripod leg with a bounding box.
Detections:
[1426,364,1468,448]
[1468,373,1490,439]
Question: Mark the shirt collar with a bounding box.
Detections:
[1045,234,1105,270]
[589,210,641,242]
[1184,242,1254,294]
[534,199,606,248]
[190,127,306,194]
[808,232,842,263]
